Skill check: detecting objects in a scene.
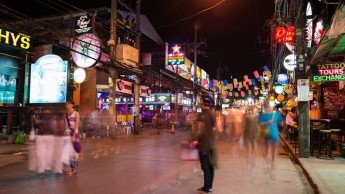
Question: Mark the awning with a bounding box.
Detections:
[311,3,345,64]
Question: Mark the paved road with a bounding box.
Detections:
[0,129,313,194]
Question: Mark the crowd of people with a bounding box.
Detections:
[189,97,285,194]
[28,100,81,176]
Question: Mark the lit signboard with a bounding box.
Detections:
[0,28,31,49]
[74,68,86,83]
[277,74,289,85]
[0,91,15,104]
[167,45,185,65]
[30,55,68,103]
[311,63,345,82]
[74,14,93,34]
[72,33,101,68]
[274,26,296,43]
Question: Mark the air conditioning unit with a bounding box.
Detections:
[116,44,139,67]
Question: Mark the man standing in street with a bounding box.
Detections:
[193,95,216,194]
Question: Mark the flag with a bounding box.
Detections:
[229,83,233,91]
[248,79,252,85]
[213,80,218,87]
[239,82,243,88]
[241,91,245,97]
[233,78,238,86]
[254,71,259,78]
[209,80,213,88]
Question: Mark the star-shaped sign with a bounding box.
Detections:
[172,45,181,54]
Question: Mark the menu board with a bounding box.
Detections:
[29,54,68,103]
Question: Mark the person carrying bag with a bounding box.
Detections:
[65,100,81,175]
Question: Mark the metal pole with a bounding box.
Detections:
[193,27,197,111]
[175,65,178,123]
[110,0,118,123]
[134,0,141,134]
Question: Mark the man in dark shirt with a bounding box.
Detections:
[194,95,216,194]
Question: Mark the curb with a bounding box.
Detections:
[279,133,332,194]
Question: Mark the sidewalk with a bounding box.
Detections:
[0,143,28,167]
[280,133,345,194]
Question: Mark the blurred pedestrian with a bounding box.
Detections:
[243,107,259,168]
[65,100,81,175]
[28,108,38,172]
[258,103,284,168]
[215,110,224,140]
[52,111,65,175]
[232,108,244,141]
[35,109,55,174]
[192,95,216,194]
[224,108,234,141]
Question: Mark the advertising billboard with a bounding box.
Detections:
[29,54,68,103]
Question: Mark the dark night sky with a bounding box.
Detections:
[1,0,275,79]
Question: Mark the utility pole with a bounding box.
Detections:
[134,0,141,134]
[191,26,206,111]
[108,0,118,123]
[296,0,310,158]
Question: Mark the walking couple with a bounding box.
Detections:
[28,100,81,176]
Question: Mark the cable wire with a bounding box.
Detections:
[157,0,226,29]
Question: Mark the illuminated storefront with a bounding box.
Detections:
[0,28,31,135]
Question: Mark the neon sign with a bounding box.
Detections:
[0,28,31,49]
[167,45,185,65]
[311,63,345,82]
[274,26,296,43]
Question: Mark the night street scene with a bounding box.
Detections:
[1,0,345,194]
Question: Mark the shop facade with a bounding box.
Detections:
[0,27,31,136]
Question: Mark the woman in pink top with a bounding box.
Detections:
[65,100,80,175]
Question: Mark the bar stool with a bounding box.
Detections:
[310,128,320,156]
[330,129,342,156]
[317,130,333,159]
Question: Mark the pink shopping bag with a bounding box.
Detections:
[181,141,199,161]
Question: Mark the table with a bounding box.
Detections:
[310,119,330,156]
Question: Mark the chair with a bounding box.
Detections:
[317,130,333,159]
[330,128,342,156]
